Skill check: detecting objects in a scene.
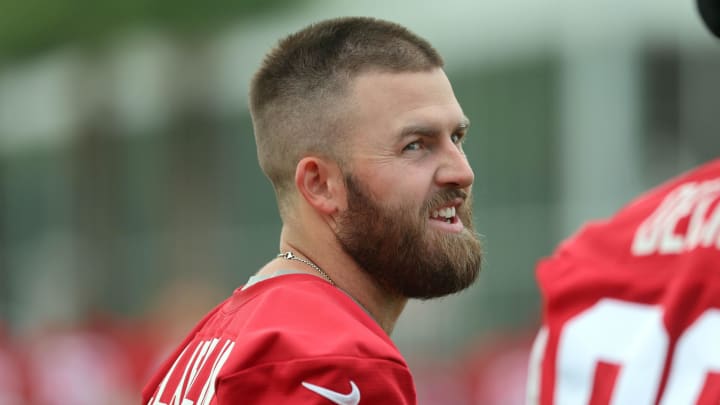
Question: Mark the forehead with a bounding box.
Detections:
[346,69,466,141]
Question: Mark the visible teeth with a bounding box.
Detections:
[432,207,456,220]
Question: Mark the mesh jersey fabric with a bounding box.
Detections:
[143,273,416,404]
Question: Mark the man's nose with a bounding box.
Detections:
[435,143,474,189]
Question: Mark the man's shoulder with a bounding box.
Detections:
[203,274,403,364]
[231,273,380,328]
[142,274,411,404]
[547,159,720,269]
[536,159,720,316]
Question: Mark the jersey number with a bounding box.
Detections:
[555,299,720,404]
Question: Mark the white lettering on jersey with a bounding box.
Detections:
[545,299,720,404]
[148,338,235,405]
[632,179,720,256]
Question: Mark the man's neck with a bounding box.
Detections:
[279,225,407,336]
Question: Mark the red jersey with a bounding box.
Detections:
[528,159,720,405]
[142,273,416,404]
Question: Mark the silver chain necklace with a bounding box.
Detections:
[277,251,335,286]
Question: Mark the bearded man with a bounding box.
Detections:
[143,16,483,405]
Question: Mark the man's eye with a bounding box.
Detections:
[451,132,464,144]
[403,141,423,151]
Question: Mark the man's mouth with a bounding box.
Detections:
[430,205,457,224]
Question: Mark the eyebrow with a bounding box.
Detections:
[398,117,471,140]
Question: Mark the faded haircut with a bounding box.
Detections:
[249,16,444,216]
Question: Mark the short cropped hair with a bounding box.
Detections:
[249,16,444,215]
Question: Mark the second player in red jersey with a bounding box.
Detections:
[528,159,720,404]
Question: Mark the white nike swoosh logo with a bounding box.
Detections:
[301,380,360,405]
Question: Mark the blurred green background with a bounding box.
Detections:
[1,0,719,403]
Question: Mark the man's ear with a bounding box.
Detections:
[295,157,346,215]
